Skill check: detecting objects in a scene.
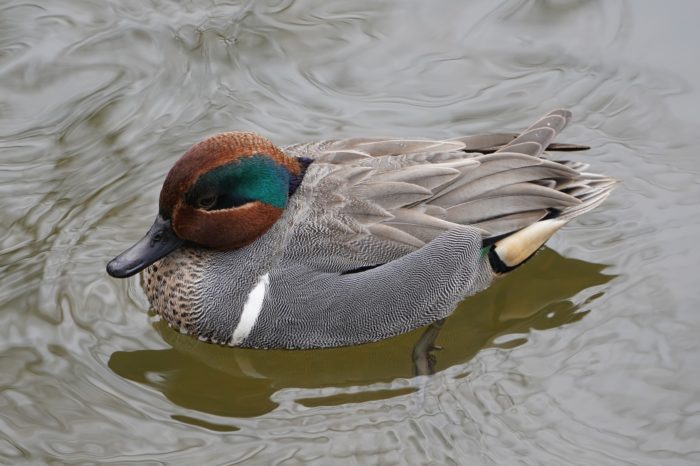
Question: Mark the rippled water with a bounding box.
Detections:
[2,0,699,464]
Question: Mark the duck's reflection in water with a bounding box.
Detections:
[109,248,614,419]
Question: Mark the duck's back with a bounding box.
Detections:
[281,109,616,273]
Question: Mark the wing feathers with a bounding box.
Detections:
[355,181,433,210]
[444,182,580,225]
[431,163,579,207]
[367,223,425,248]
[370,165,461,191]
[496,110,570,156]
[334,139,465,157]
[294,109,615,254]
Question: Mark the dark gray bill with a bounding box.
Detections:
[106,215,183,278]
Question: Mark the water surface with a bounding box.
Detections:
[1,0,699,464]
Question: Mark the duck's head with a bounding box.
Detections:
[106,132,309,278]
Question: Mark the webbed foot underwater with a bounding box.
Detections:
[107,109,616,349]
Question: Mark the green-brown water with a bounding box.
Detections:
[2,1,699,464]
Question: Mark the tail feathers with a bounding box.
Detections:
[465,109,618,275]
[557,177,618,221]
[488,175,617,274]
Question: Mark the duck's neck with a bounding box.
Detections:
[288,156,313,197]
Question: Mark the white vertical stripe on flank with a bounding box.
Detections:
[230,273,270,346]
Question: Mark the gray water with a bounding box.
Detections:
[1,1,699,464]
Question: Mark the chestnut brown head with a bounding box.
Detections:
[107,132,307,278]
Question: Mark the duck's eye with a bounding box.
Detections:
[197,195,217,210]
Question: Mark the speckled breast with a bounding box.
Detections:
[142,247,207,336]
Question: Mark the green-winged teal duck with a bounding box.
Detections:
[107,109,616,349]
